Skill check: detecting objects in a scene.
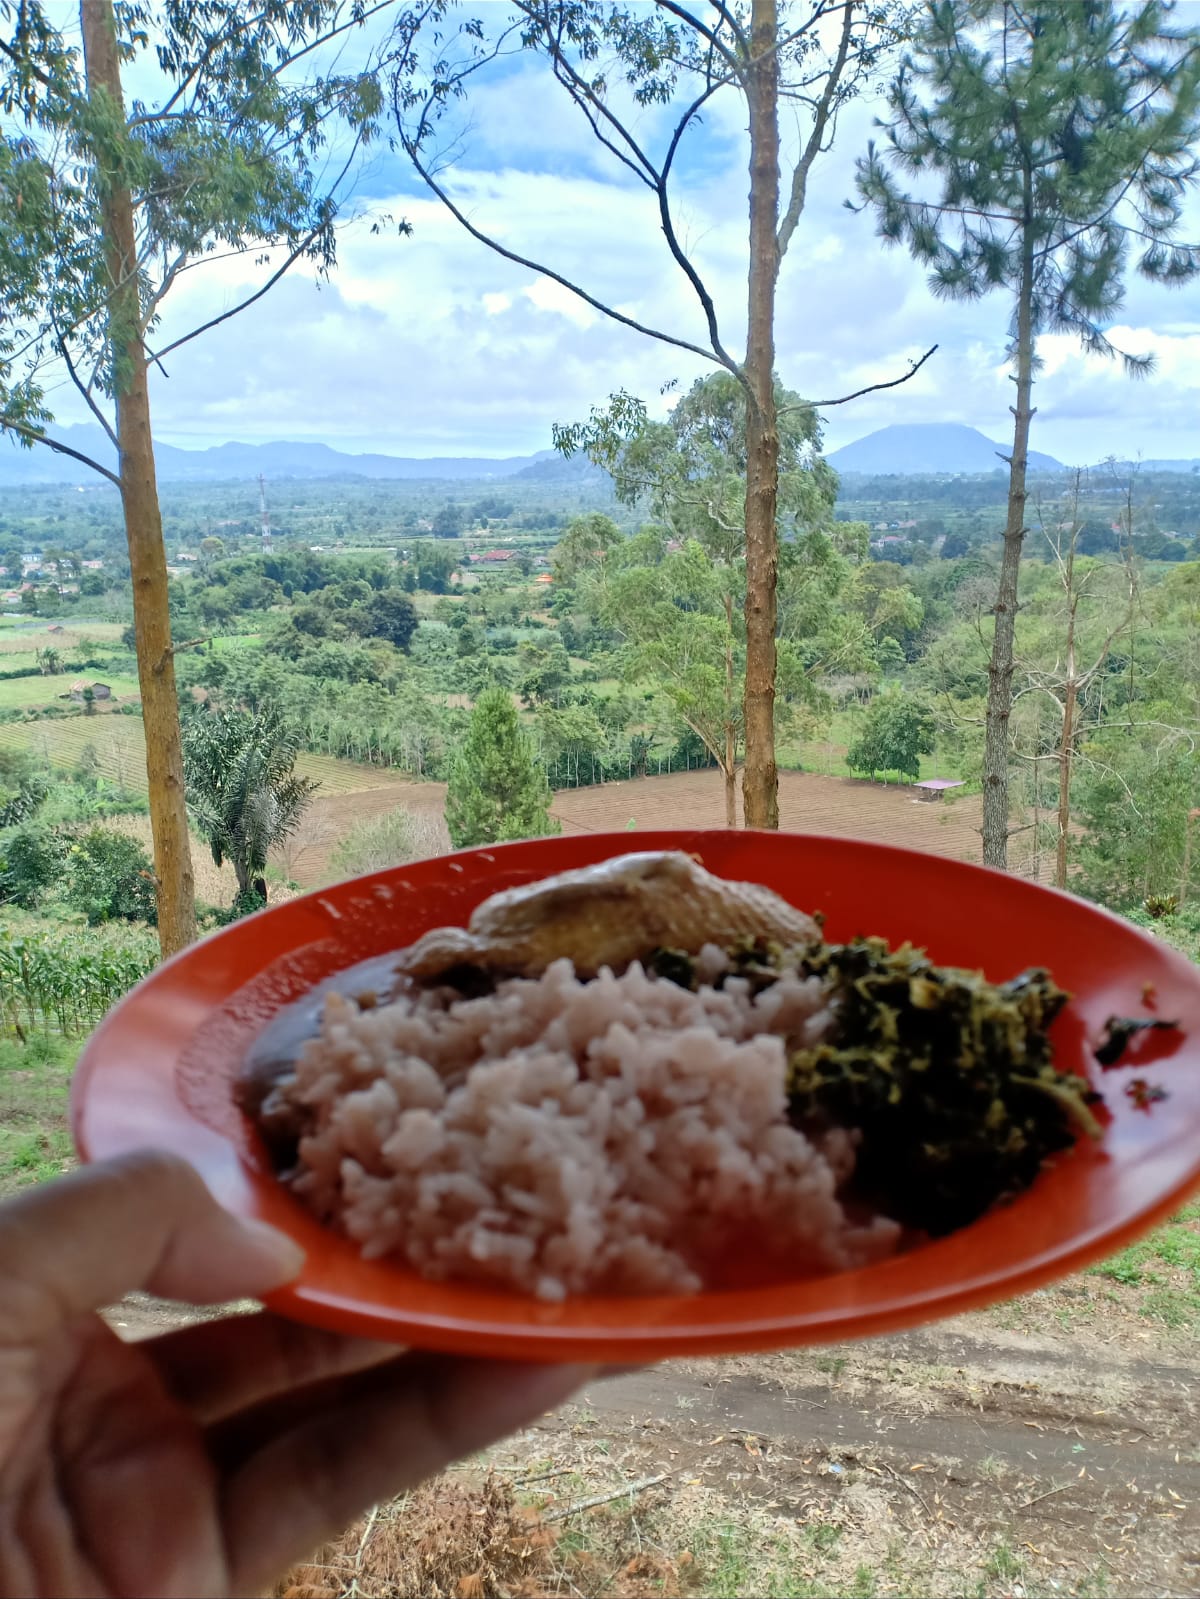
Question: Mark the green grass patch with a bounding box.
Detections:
[0,671,140,710]
[0,1032,78,1195]
[1088,1202,1200,1328]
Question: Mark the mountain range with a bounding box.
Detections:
[0,420,1195,488]
[0,424,570,487]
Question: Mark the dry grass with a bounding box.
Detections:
[274,1476,561,1599]
[0,622,125,655]
[98,813,241,907]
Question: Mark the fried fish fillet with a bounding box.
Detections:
[397,849,820,981]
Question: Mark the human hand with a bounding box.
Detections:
[0,1151,593,1598]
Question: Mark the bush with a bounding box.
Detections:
[63,828,157,925]
[0,825,65,908]
[329,808,449,878]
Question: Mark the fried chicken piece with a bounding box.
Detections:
[397,850,820,982]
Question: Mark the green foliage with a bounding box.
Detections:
[858,1,1200,368]
[1074,739,1200,911]
[407,541,459,593]
[557,373,837,560]
[360,587,418,650]
[63,827,156,926]
[182,703,318,903]
[444,688,559,849]
[0,824,64,908]
[432,502,465,537]
[551,513,624,583]
[846,690,936,781]
[0,924,156,1038]
[0,3,395,448]
[0,747,47,827]
[517,637,572,706]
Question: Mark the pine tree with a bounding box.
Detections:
[445,689,560,849]
[857,0,1200,868]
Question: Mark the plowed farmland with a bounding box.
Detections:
[295,768,1000,888]
[550,768,1011,870]
[1,719,1026,888]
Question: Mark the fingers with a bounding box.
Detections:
[220,1355,594,1596]
[0,1151,305,1336]
[148,1311,399,1424]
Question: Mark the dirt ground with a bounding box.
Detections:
[283,768,1012,895]
[108,1247,1200,1598]
[282,777,448,888]
[552,770,992,870]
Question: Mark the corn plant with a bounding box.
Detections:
[0,927,156,1038]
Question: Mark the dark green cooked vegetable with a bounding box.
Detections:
[650,936,1098,1238]
[1094,1014,1181,1068]
[787,940,1095,1236]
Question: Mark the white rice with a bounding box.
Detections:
[270,948,900,1299]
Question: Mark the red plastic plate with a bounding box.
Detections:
[71,831,1200,1360]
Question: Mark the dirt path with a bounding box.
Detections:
[105,1290,1200,1596]
[494,1316,1200,1596]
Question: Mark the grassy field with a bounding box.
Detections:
[0,620,126,654]
[0,715,418,798]
[0,672,140,711]
[0,716,150,789]
[0,1033,79,1195]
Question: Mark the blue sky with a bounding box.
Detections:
[40,2,1200,465]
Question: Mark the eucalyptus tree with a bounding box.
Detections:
[857,0,1200,868]
[392,0,921,829]
[0,0,398,951]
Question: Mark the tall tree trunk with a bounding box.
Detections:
[741,0,781,830]
[1055,551,1080,892]
[81,0,196,955]
[1056,678,1077,891]
[724,591,738,827]
[982,199,1036,870]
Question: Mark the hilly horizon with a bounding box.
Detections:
[0,419,1195,489]
[0,424,573,488]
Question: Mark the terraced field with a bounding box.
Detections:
[0,716,151,788]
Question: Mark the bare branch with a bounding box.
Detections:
[148,121,366,365]
[788,344,939,410]
[657,83,743,374]
[400,130,732,374]
[777,0,854,259]
[54,322,118,451]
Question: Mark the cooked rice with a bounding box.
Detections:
[268,949,901,1299]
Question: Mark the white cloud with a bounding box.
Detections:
[39,37,1200,467]
[522,277,599,327]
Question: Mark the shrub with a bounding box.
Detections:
[330,808,449,878]
[0,825,65,908]
[64,827,157,925]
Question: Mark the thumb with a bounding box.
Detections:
[0,1151,305,1333]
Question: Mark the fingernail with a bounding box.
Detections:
[234,1218,308,1285]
